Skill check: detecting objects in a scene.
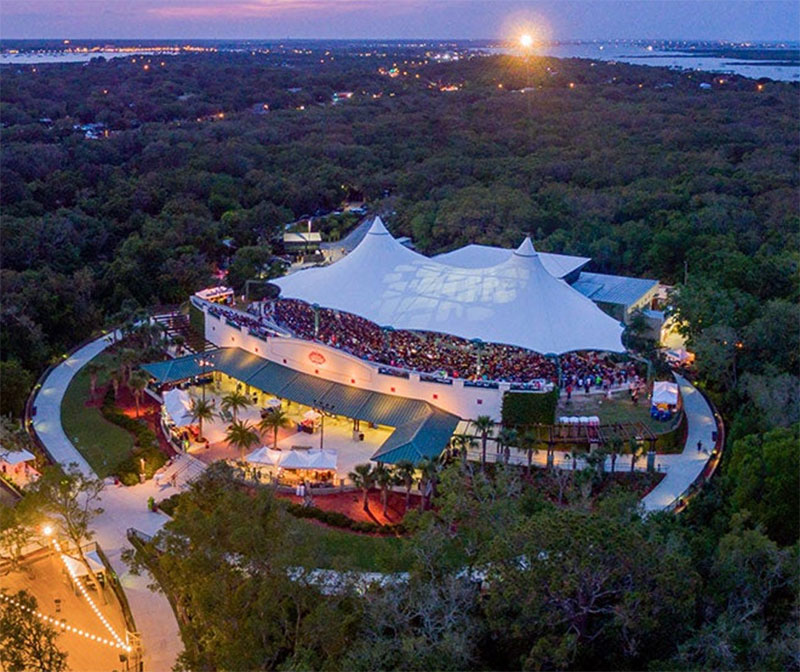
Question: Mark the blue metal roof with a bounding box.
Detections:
[371,410,460,464]
[572,272,658,307]
[141,347,458,465]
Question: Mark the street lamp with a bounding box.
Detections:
[197,356,215,402]
[311,399,335,450]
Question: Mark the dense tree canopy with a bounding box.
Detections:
[1,50,796,405]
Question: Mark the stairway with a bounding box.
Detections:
[159,453,207,488]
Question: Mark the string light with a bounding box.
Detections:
[52,539,132,652]
[0,592,127,651]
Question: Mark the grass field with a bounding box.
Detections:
[60,350,134,477]
[295,520,413,572]
[557,391,678,435]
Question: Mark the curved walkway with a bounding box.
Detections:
[31,332,718,669]
[32,332,183,671]
[640,373,718,512]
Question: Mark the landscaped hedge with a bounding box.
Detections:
[101,388,167,485]
[502,389,558,428]
[284,501,405,535]
[157,492,183,517]
[654,411,687,453]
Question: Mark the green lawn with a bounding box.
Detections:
[296,520,413,572]
[61,351,134,478]
[557,392,678,435]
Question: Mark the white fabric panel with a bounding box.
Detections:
[163,389,195,427]
[652,381,679,405]
[272,218,624,354]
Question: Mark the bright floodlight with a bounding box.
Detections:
[520,33,533,48]
[42,524,53,537]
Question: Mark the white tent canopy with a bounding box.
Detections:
[272,217,624,354]
[245,446,283,466]
[246,447,337,471]
[652,381,679,406]
[434,244,590,278]
[163,389,195,427]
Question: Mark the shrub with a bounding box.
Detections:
[502,389,558,428]
[283,500,404,535]
[101,388,167,483]
[157,493,183,517]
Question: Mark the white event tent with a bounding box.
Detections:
[272,217,625,355]
[652,381,679,406]
[163,389,195,427]
[245,447,337,471]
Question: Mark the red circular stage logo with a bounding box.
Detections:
[308,351,326,365]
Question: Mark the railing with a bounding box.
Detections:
[464,379,500,389]
[24,326,122,467]
[419,373,453,385]
[87,542,141,657]
[671,391,726,514]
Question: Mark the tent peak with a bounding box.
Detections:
[514,236,538,258]
[367,216,390,236]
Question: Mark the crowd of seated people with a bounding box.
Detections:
[206,303,279,339]
[216,298,641,389]
[269,299,559,383]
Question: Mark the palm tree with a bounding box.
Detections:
[629,438,643,472]
[608,437,623,474]
[417,457,439,511]
[497,427,519,465]
[189,398,216,441]
[258,408,293,448]
[119,348,139,387]
[349,463,376,512]
[86,361,105,401]
[109,370,121,400]
[225,419,260,461]
[373,464,398,518]
[128,370,149,418]
[473,415,495,471]
[172,334,186,356]
[569,448,583,472]
[521,429,540,474]
[395,460,416,509]
[451,433,476,465]
[221,390,251,423]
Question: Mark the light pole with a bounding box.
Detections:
[198,357,215,403]
[312,399,335,450]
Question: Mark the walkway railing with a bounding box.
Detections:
[671,389,725,513]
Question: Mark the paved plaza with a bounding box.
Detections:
[29,329,719,670]
[1,551,131,672]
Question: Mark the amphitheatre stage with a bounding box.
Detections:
[145,217,662,465]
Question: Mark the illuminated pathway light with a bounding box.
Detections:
[52,539,132,652]
[0,592,130,651]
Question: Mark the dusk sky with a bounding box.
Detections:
[1,0,798,42]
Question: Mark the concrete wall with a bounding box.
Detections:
[203,306,507,421]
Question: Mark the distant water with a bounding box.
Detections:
[2,41,799,81]
[0,50,174,65]
[481,42,800,81]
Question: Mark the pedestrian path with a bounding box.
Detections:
[640,374,717,511]
[468,373,718,512]
[31,331,183,671]
[31,327,718,670]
